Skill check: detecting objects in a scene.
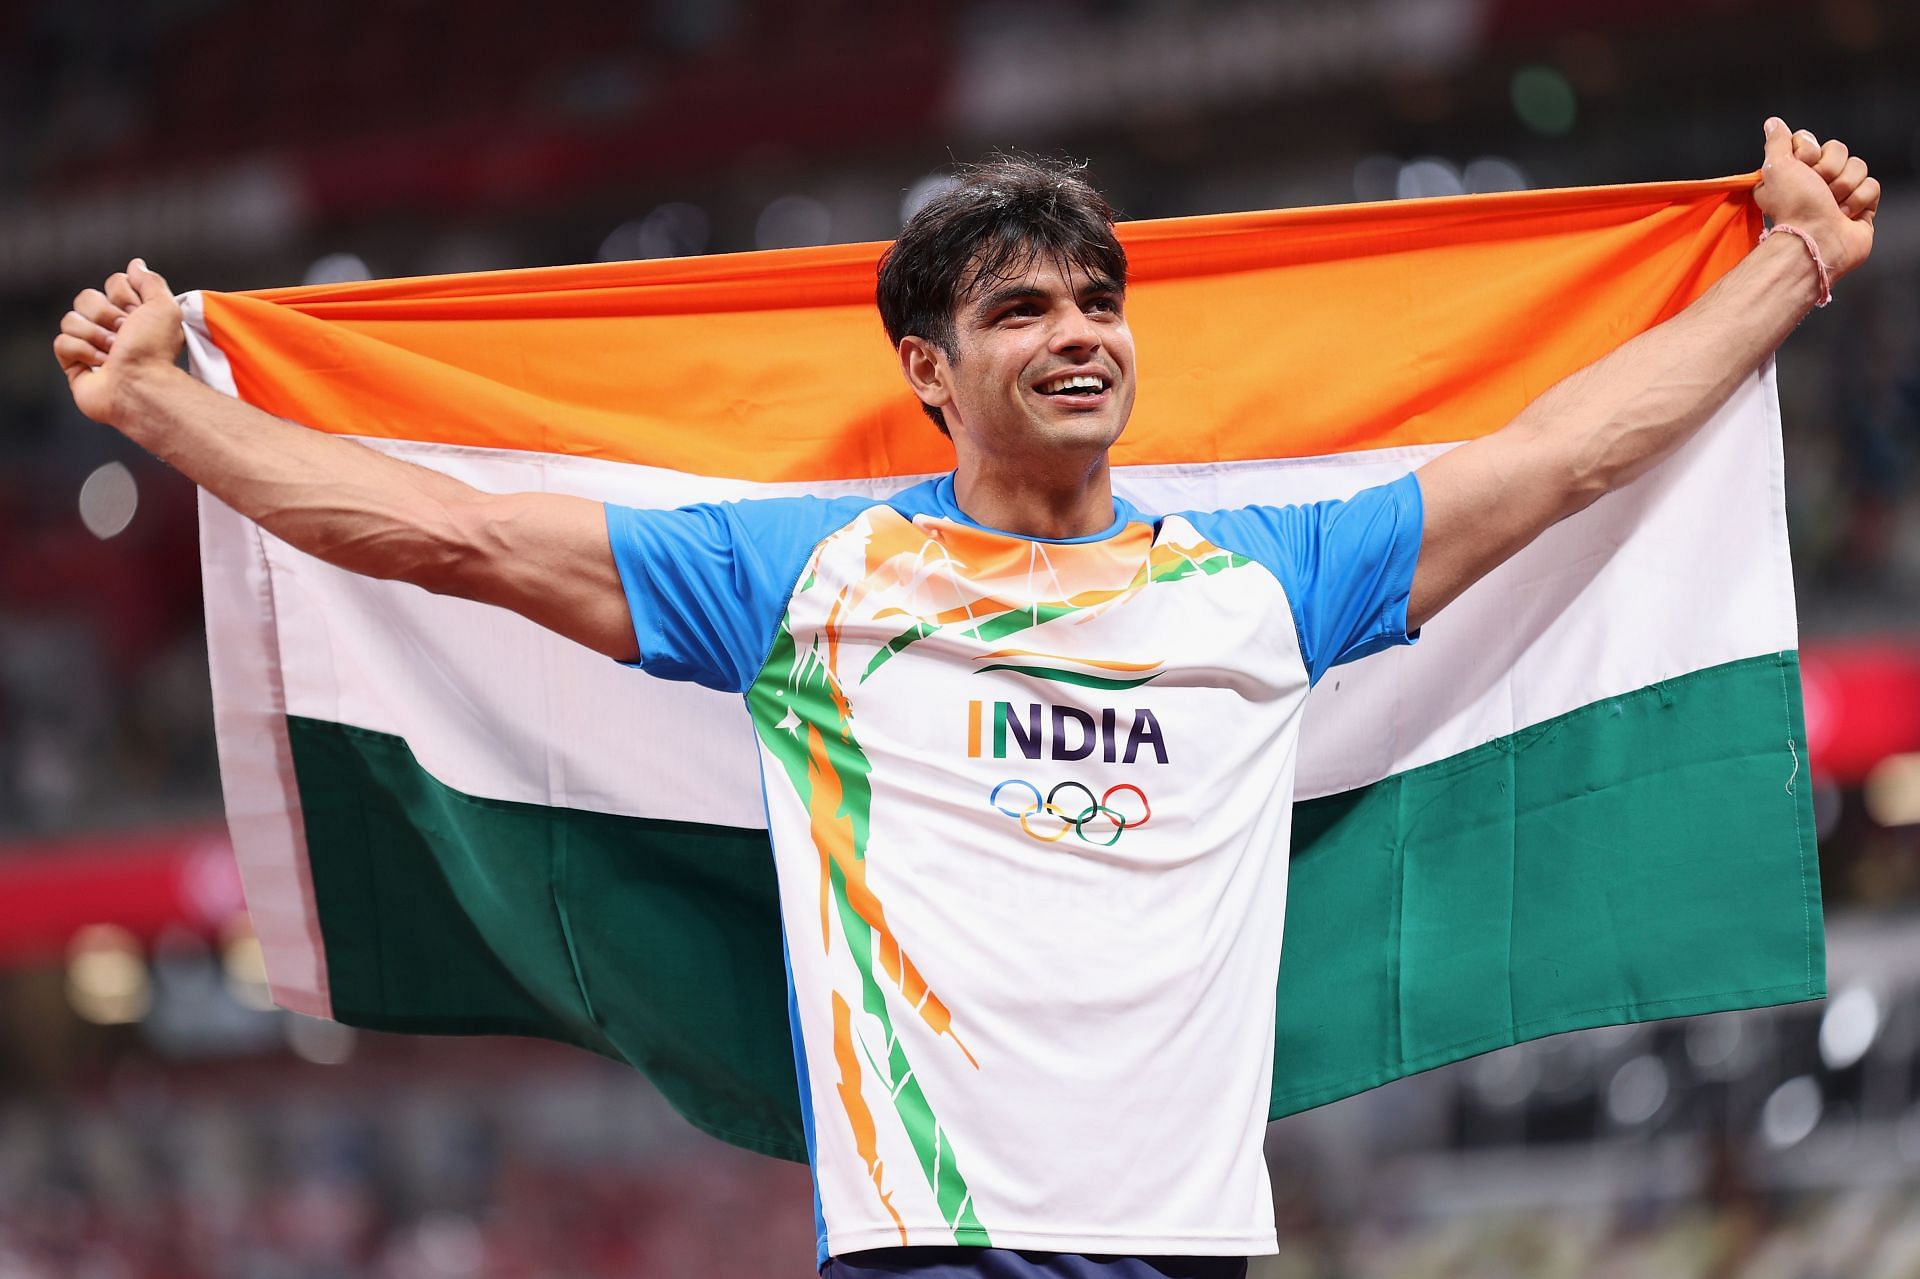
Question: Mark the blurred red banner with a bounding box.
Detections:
[1800,642,1920,783]
[0,824,241,966]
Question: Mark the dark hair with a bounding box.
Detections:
[877,155,1126,434]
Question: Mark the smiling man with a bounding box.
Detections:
[884,187,1137,541]
[54,119,1878,1279]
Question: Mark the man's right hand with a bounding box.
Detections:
[54,258,185,428]
[49,257,640,661]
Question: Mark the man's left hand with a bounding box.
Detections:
[1757,117,1879,280]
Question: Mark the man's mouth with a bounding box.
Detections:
[1035,372,1111,400]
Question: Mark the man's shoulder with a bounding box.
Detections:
[619,490,888,544]
[877,473,948,523]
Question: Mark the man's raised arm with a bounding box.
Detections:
[1408,117,1881,631]
[52,260,639,661]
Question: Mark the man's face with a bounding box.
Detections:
[904,254,1136,462]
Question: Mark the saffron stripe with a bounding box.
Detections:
[191,176,1759,480]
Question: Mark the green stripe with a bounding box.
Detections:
[863,620,935,683]
[288,714,808,1160]
[287,650,1822,1165]
[1271,649,1823,1114]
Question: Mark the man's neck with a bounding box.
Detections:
[951,456,1116,539]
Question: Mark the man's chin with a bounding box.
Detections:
[1030,418,1124,455]
[1023,401,1127,446]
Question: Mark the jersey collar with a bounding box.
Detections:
[930,473,1139,545]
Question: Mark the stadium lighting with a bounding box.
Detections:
[1818,987,1881,1071]
[1863,753,1920,827]
[598,221,644,263]
[77,461,138,540]
[1352,155,1400,203]
[1760,1076,1823,1149]
[1395,158,1463,200]
[1685,1012,1750,1080]
[220,921,277,1013]
[644,204,710,258]
[1511,65,1577,136]
[1604,1055,1669,1126]
[302,252,372,286]
[599,207,715,264]
[284,1012,356,1065]
[1468,1045,1540,1107]
[901,175,960,225]
[1463,157,1528,194]
[66,923,152,1025]
[410,1216,486,1276]
[756,195,831,250]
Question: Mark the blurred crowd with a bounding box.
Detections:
[5,974,1920,1278]
[0,1036,818,1278]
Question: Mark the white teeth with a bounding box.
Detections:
[1040,374,1106,394]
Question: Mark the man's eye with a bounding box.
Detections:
[1087,296,1120,314]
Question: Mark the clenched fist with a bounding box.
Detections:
[53,258,185,428]
[1757,117,1879,283]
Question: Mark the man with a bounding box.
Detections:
[54,119,1877,1278]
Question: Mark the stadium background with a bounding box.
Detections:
[2,0,1918,1274]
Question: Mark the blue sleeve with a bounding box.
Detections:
[1183,471,1424,687]
[603,495,878,693]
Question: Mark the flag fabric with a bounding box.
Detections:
[187,174,1823,1163]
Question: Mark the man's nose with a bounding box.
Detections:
[1049,304,1101,355]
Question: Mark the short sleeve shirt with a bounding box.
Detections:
[605,472,1422,1264]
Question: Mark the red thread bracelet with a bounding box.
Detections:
[1759,224,1832,308]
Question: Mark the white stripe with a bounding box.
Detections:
[1148,364,1797,799]
[179,292,238,398]
[191,300,328,1010]
[204,365,1790,822]
[199,490,331,1015]
[257,449,938,827]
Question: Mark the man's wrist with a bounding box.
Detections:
[1754,228,1829,311]
[1783,211,1856,278]
[114,362,195,438]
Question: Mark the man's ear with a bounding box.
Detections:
[898,336,952,414]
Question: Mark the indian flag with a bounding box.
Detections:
[186,174,1822,1160]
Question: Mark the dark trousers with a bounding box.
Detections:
[823,1248,1249,1279]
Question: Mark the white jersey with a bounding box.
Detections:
[606,471,1422,1263]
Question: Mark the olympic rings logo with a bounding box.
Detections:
[988,780,1152,846]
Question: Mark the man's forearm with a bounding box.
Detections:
[1411,227,1828,629]
[57,261,635,657]
[1514,231,1821,505]
[122,364,480,587]
[1373,119,1871,629]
